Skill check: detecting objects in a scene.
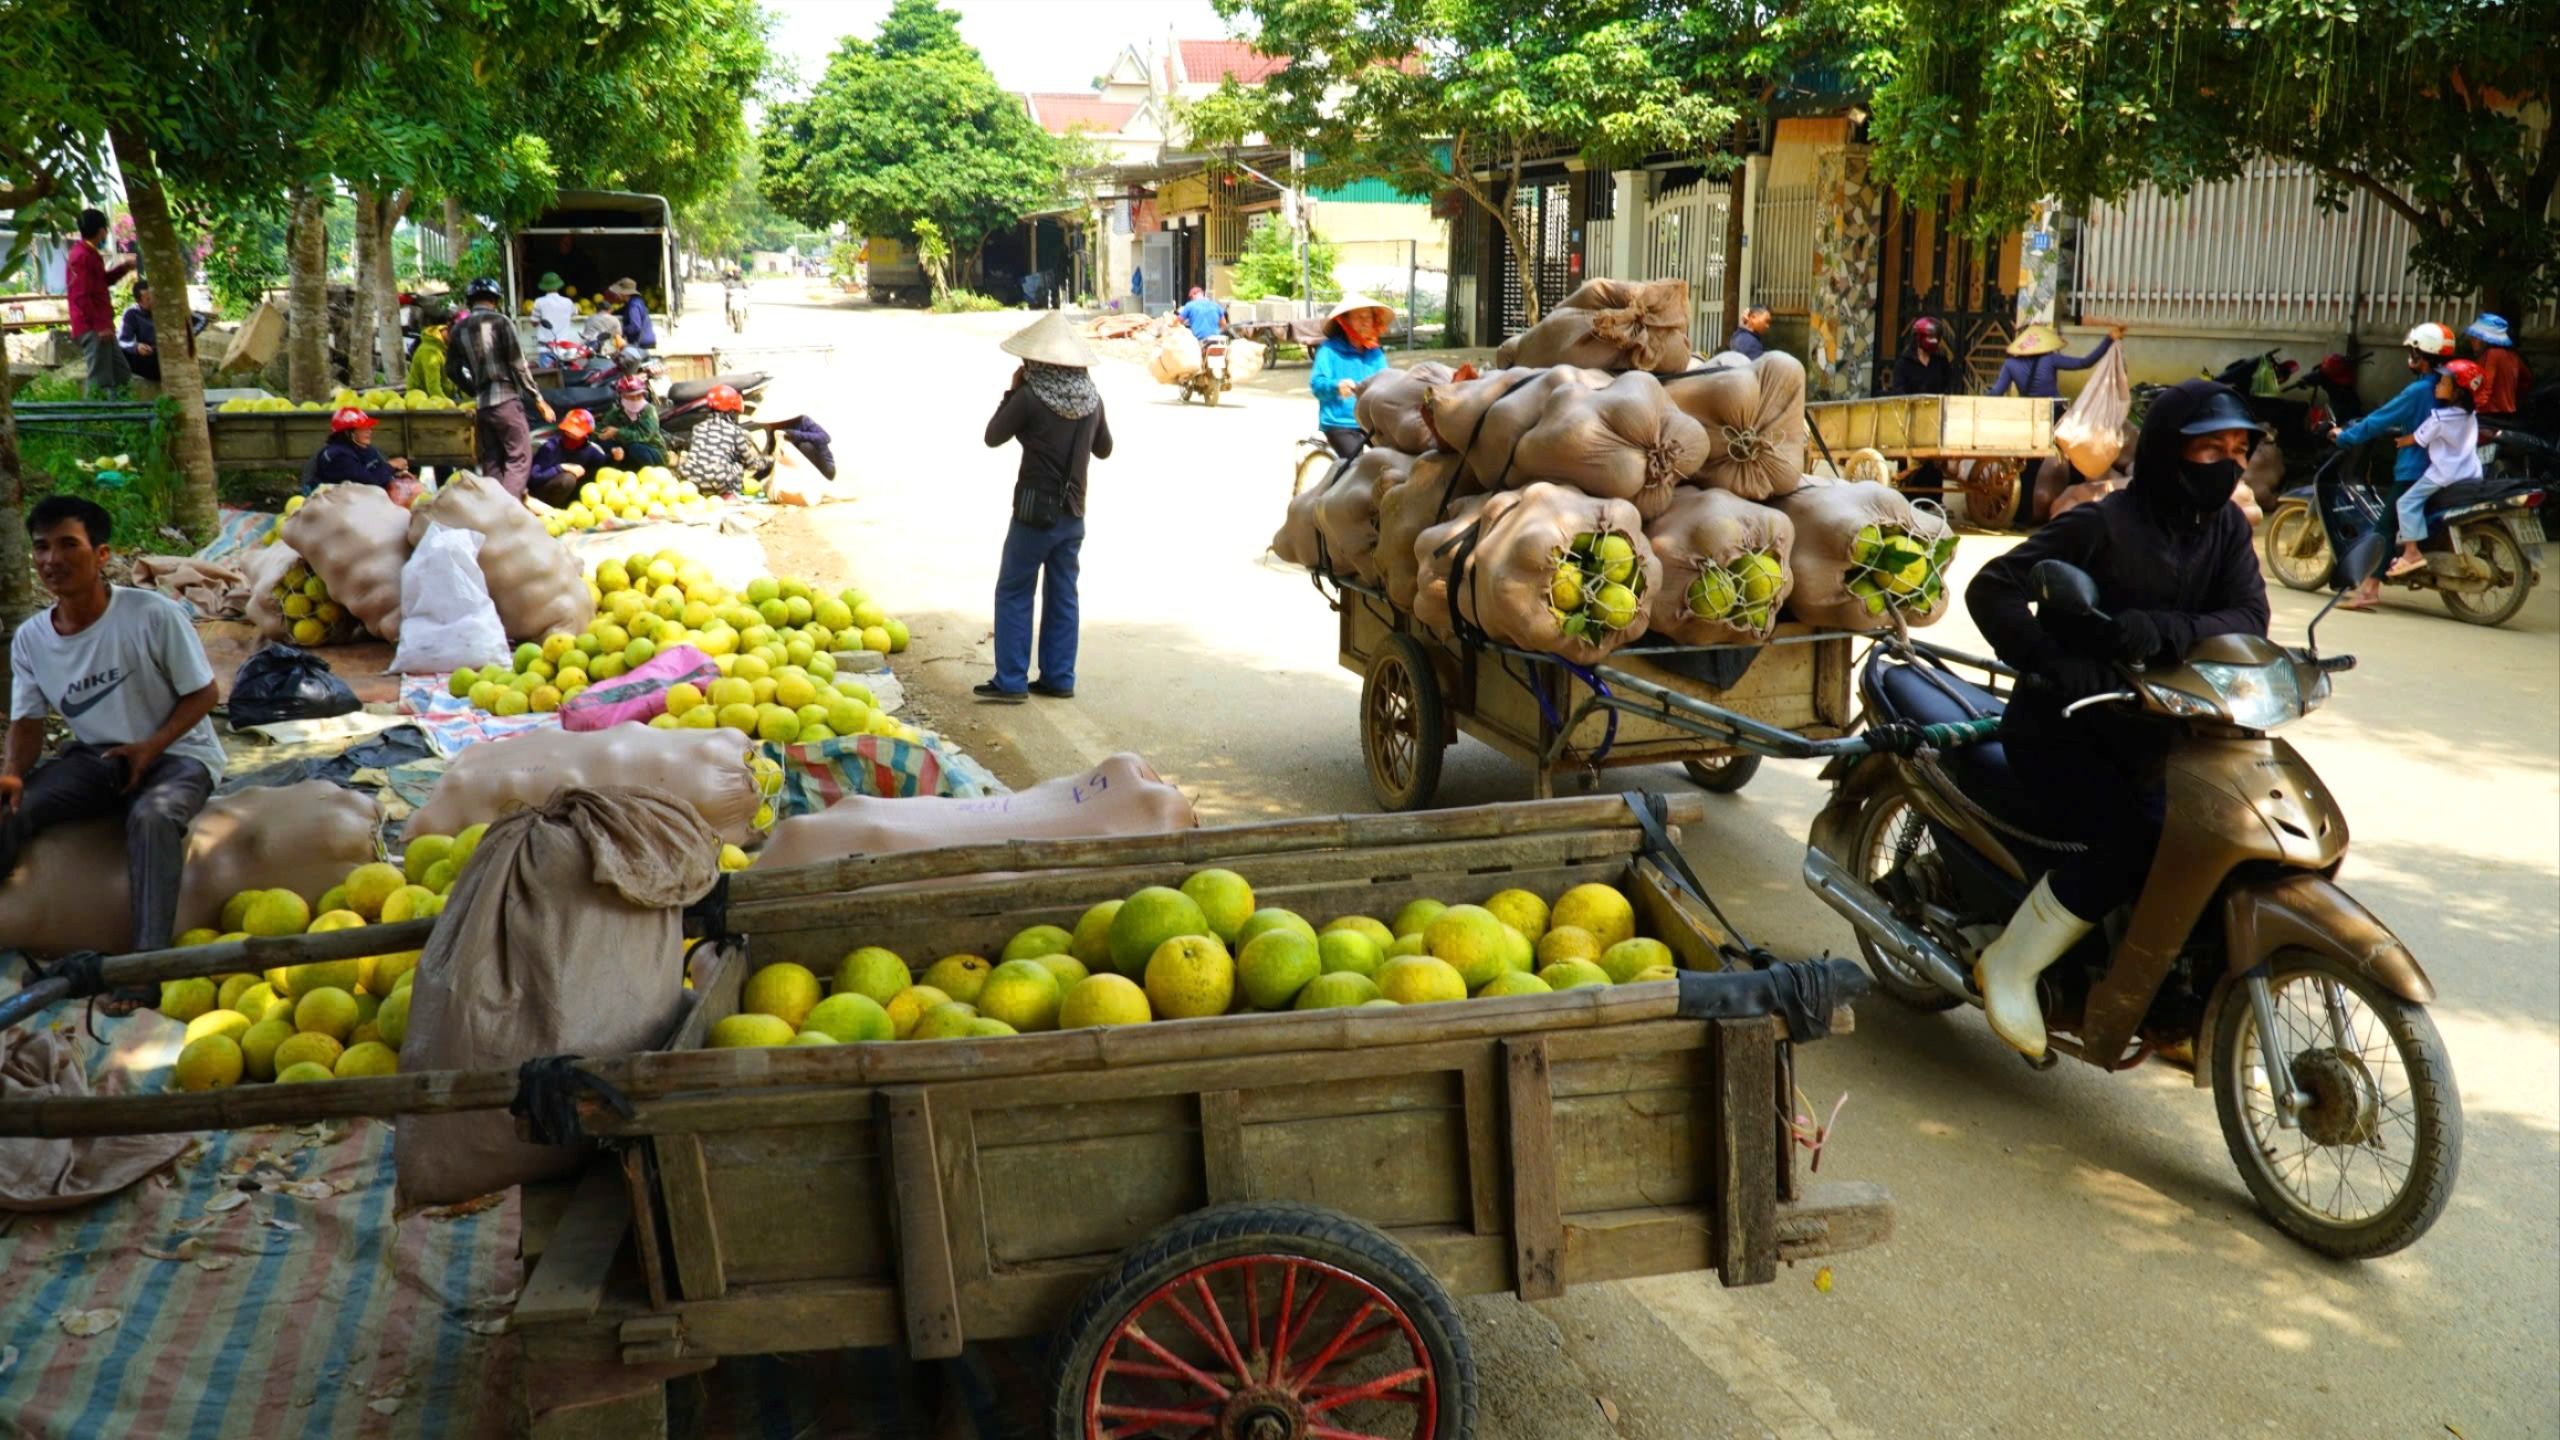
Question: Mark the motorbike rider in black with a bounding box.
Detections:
[1963,380,2273,1057]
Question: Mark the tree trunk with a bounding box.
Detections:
[350,190,382,387]
[286,181,332,401]
[1722,163,1746,341]
[108,127,217,543]
[374,192,409,388]
[441,195,464,256]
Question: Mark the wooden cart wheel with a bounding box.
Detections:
[1682,754,1762,794]
[1959,459,2025,531]
[1361,634,1445,812]
[1049,1202,1478,1440]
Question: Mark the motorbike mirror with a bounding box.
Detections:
[2030,560,2102,620]
[2307,533,2390,653]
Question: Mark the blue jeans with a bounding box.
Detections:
[2394,474,2456,546]
[993,515,1083,692]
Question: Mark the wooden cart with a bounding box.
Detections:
[1804,393,2056,529]
[504,797,1890,1439]
[207,407,477,473]
[1334,580,1856,811]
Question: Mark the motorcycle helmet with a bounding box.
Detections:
[557,408,595,441]
[2403,322,2455,358]
[465,276,503,305]
[706,384,744,413]
[613,372,649,396]
[329,406,375,434]
[2442,358,2486,394]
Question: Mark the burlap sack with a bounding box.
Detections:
[396,788,720,1208]
[757,753,1196,871]
[131,554,250,620]
[1226,336,1269,384]
[1493,278,1692,374]
[1453,482,1662,664]
[1769,478,1955,631]
[243,539,301,643]
[1313,446,1419,584]
[2047,476,2119,520]
[1644,488,1798,645]
[407,472,590,642]
[2231,478,2264,527]
[1272,459,1343,568]
[280,483,410,642]
[406,722,763,845]
[1664,350,1809,500]
[1148,329,1203,384]
[1355,361,1461,454]
[1428,367,1709,517]
[1377,452,1477,610]
[0,780,383,957]
[1,1020,192,1211]
[1411,493,1515,635]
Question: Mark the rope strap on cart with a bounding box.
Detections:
[509,1056,636,1147]
[1623,792,1779,972]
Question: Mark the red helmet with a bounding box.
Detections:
[330,406,374,434]
[1910,317,1941,338]
[705,384,743,413]
[557,408,595,441]
[613,371,649,396]
[2442,358,2486,394]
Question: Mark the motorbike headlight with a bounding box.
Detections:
[2143,681,2223,718]
[2190,660,2304,729]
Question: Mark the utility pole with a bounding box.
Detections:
[1293,148,1313,315]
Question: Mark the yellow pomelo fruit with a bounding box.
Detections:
[1599,938,1675,984]
[1068,900,1123,969]
[664,682,705,717]
[1237,931,1320,1011]
[276,1061,337,1084]
[158,976,217,1023]
[380,885,438,923]
[316,884,350,915]
[184,1009,253,1045]
[1389,899,1445,938]
[451,822,488,870]
[919,955,992,1005]
[216,973,260,1012]
[742,962,822,1028]
[965,1017,1016,1038]
[1387,933,1428,958]
[975,960,1063,1033]
[173,1034,245,1092]
[1630,964,1680,983]
[1144,936,1235,1020]
[1058,973,1152,1028]
[219,890,259,932]
[1234,908,1318,951]
[801,992,894,1043]
[179,927,224,948]
[284,954,367,1001]
[1293,972,1382,1009]
[240,889,312,937]
[240,1018,295,1080]
[1000,924,1074,963]
[1536,926,1604,968]
[1482,888,1549,940]
[787,1031,838,1046]
[1550,884,1636,948]
[1178,868,1255,944]
[1537,959,1613,990]
[1423,904,1510,990]
[273,1031,344,1074]
[294,987,360,1041]
[708,1013,796,1048]
[1108,887,1211,977]
[1376,955,1467,1004]
[833,946,911,1005]
[1322,915,1396,953]
[370,949,420,992]
[1032,954,1090,990]
[910,1002,982,1040]
[235,983,287,1024]
[376,988,411,1049]
[884,985,952,1039]
[402,835,454,884]
[335,1041,399,1078]
[1477,970,1553,998]
[1315,930,1383,979]
[343,862,407,920]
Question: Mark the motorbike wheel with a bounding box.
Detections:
[2209,950,2461,1260]
[2261,502,2334,592]
[2438,523,2534,627]
[1845,792,1963,1011]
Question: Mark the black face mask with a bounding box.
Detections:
[2176,456,2244,514]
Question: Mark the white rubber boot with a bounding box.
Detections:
[1973,876,2092,1060]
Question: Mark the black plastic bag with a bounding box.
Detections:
[229,644,360,728]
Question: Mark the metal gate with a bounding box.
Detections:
[1498,177,1573,338]
[1884,182,2016,393]
[1643,176,1730,352]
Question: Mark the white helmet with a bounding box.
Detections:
[2403,322,2455,357]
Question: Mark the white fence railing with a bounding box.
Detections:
[2073,159,2556,335]
[1644,178,1729,349]
[1752,183,1816,314]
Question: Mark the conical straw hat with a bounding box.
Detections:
[1324,293,1395,337]
[2007,322,2065,357]
[1000,311,1099,368]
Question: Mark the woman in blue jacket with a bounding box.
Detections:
[1310,295,1394,460]
[1990,322,2124,402]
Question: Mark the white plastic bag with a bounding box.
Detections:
[2055,343,2132,480]
[388,524,512,674]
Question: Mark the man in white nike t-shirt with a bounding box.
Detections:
[5,496,224,1003]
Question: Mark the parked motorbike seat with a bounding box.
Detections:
[1869,662,2042,826]
[667,372,770,405]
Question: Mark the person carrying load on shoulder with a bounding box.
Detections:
[5,496,226,1012]
[1992,321,2127,407]
[1312,294,1393,461]
[303,407,409,493]
[445,276,556,497]
[595,372,668,467]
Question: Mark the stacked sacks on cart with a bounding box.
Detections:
[1662,350,1810,501]
[1769,478,1958,630]
[1645,487,1797,645]
[1495,278,1695,374]
[246,484,414,645]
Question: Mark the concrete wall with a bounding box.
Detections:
[1307,200,1448,268]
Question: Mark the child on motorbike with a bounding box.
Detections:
[2384,359,2487,578]
[2329,322,2455,608]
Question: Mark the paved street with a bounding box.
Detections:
[726,279,2558,1438]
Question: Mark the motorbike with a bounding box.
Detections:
[2480,378,2560,487]
[2260,438,2546,626]
[658,371,773,442]
[1803,542,2459,1258]
[724,280,750,332]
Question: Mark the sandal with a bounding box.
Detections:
[2385,554,2429,578]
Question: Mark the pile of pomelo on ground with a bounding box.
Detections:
[446,554,919,751]
[708,869,1678,1048]
[543,466,715,535]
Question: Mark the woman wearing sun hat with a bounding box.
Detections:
[978,312,1113,703]
[2463,314,2532,421]
[1991,320,2126,403]
[1310,294,1395,461]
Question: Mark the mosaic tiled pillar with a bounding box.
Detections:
[2015,198,2063,325]
[1808,146,1883,400]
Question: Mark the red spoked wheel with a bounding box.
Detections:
[1051,1204,1476,1440]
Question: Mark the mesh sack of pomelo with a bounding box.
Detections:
[1453,482,1663,664]
[1355,360,1464,454]
[408,471,591,641]
[1493,277,1694,374]
[243,538,303,643]
[260,554,365,648]
[1770,477,1956,630]
[1312,445,1420,584]
[1644,487,1797,645]
[1376,451,1478,609]
[281,482,411,642]
[1662,349,1809,500]
[1411,492,1518,636]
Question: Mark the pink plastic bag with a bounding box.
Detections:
[558,644,717,732]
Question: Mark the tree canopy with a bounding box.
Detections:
[757,0,1065,258]
[1859,0,2558,311]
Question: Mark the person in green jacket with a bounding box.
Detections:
[595,372,667,466]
